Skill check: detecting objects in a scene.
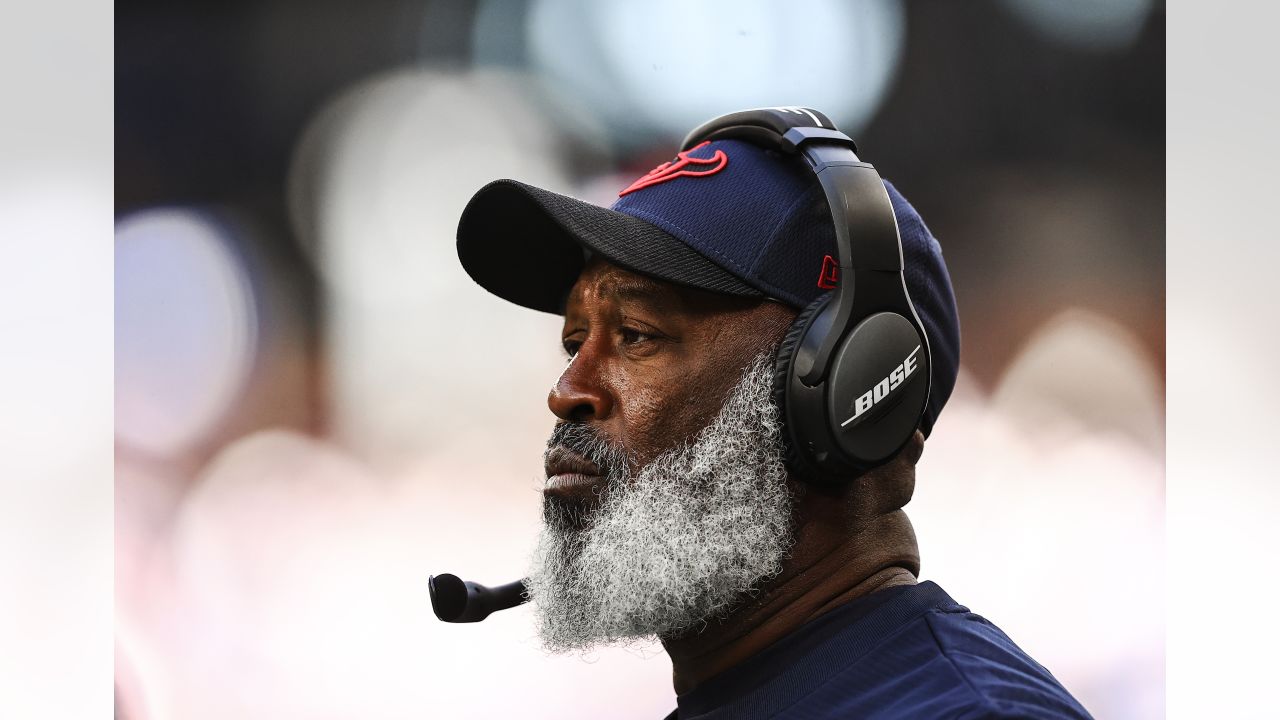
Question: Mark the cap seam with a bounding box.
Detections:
[750,183,827,276]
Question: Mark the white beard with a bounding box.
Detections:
[527,351,795,652]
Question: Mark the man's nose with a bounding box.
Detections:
[547,352,614,422]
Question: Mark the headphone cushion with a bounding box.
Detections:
[771,293,830,480]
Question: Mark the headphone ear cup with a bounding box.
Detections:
[772,293,831,480]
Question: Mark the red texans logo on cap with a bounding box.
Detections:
[618,141,728,197]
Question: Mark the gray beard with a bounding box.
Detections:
[527,351,795,652]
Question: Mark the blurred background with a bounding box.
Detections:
[115,1,1164,718]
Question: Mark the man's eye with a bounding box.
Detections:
[562,339,582,357]
[620,327,655,346]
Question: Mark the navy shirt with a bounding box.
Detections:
[663,582,1092,719]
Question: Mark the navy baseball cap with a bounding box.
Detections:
[456,138,960,437]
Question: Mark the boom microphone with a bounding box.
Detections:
[428,574,528,623]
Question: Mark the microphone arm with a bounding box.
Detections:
[429,574,529,623]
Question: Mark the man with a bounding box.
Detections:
[454,111,1092,719]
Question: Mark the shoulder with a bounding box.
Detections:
[912,606,1095,720]
[779,600,1094,719]
[680,582,1095,720]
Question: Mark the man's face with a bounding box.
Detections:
[528,258,798,651]
[548,258,795,478]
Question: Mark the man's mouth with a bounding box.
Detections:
[544,446,605,496]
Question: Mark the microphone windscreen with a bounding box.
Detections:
[428,573,469,622]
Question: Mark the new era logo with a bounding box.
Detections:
[817,255,839,289]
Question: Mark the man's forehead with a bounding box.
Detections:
[563,259,761,319]
[564,261,683,313]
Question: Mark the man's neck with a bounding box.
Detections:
[660,505,921,696]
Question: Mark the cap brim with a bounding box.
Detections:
[456,179,762,314]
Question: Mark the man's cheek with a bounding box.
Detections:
[616,394,675,466]
[616,353,732,468]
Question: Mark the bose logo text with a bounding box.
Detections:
[840,345,921,428]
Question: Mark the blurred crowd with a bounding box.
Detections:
[115,1,1164,718]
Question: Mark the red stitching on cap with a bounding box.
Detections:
[618,141,728,197]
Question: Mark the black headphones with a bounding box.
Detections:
[680,107,932,484]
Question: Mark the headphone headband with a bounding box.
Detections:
[680,107,854,153]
